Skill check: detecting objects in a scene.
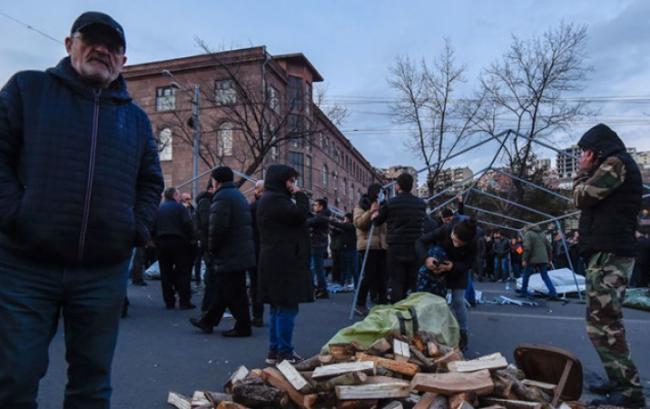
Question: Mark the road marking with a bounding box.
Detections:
[470,311,650,325]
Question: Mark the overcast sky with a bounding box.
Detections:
[2,0,649,175]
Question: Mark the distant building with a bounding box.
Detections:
[379,165,418,193]
[432,167,474,192]
[557,145,581,179]
[476,168,513,193]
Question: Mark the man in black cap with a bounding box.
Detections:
[0,11,163,408]
[190,167,255,337]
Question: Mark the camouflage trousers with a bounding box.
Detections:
[585,252,644,400]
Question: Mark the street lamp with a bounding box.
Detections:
[161,69,201,200]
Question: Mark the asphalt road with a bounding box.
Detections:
[36,281,650,408]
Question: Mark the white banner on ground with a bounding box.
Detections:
[515,268,585,295]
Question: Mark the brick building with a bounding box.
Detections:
[123,46,381,211]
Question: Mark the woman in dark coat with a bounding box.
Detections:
[257,165,313,364]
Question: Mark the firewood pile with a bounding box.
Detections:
[167,332,588,409]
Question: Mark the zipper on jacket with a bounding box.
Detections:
[78,89,101,262]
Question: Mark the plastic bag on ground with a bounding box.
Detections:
[515,268,585,295]
[323,292,459,352]
[144,261,160,280]
[623,288,650,311]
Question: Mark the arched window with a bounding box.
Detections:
[217,122,234,156]
[322,164,328,188]
[158,128,172,161]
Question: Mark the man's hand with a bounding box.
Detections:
[438,261,454,272]
[522,261,527,268]
[579,150,597,172]
[289,185,301,194]
[425,257,439,272]
[370,201,380,213]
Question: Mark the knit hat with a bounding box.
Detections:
[211,166,234,183]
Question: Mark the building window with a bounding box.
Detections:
[217,122,234,156]
[288,114,303,148]
[342,178,347,196]
[322,164,329,188]
[267,85,280,113]
[158,128,173,161]
[288,76,303,111]
[215,79,237,106]
[305,155,313,190]
[305,82,312,116]
[288,151,304,187]
[156,87,176,111]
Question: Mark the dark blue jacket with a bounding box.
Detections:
[0,57,164,266]
[208,182,255,273]
[153,199,193,242]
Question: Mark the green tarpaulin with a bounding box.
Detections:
[323,292,459,352]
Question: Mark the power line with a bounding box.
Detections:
[0,11,63,45]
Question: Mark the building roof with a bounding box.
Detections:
[273,53,324,82]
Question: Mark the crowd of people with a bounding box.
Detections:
[0,10,648,408]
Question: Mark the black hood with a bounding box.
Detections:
[358,194,372,211]
[196,190,213,202]
[47,57,131,103]
[264,165,299,196]
[577,124,626,162]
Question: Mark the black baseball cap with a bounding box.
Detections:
[70,11,126,50]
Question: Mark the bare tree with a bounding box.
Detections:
[314,83,349,127]
[478,22,591,202]
[388,39,484,195]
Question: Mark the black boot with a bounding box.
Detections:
[459,330,468,352]
[189,317,213,334]
[591,392,646,409]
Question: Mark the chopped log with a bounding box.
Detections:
[277,360,311,393]
[261,367,315,409]
[413,392,439,409]
[225,366,250,394]
[314,371,368,392]
[427,342,442,358]
[479,406,506,409]
[319,354,334,365]
[363,376,410,386]
[167,392,192,409]
[232,382,289,408]
[434,350,463,366]
[337,400,379,409]
[329,343,358,361]
[375,367,396,378]
[335,382,411,400]
[294,354,323,371]
[411,335,426,353]
[494,370,550,403]
[520,380,556,393]
[480,398,541,409]
[381,401,403,409]
[393,339,411,362]
[411,370,494,396]
[356,352,420,377]
[312,361,375,380]
[216,402,248,409]
[368,338,392,356]
[409,345,436,371]
[492,372,514,399]
[563,402,586,409]
[448,393,476,409]
[190,391,213,408]
[448,354,508,373]
[204,392,234,405]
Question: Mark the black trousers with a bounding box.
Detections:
[248,269,264,320]
[155,237,192,307]
[129,246,145,283]
[387,248,418,303]
[193,244,204,283]
[202,270,251,331]
[356,249,388,307]
[331,248,342,284]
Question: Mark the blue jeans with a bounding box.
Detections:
[521,263,557,297]
[340,249,358,287]
[511,262,522,279]
[0,245,130,409]
[450,289,468,331]
[310,248,327,291]
[269,305,299,355]
[464,270,476,305]
[494,256,509,280]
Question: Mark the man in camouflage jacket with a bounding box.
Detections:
[573,124,646,408]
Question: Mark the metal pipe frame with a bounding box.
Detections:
[464,204,532,226]
[476,219,522,232]
[554,219,583,301]
[468,187,555,219]
[176,164,258,190]
[492,168,572,202]
[424,166,491,203]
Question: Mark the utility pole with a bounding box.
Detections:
[191,84,201,200]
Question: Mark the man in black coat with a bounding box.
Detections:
[308,198,331,299]
[193,182,215,292]
[190,167,255,337]
[373,173,426,302]
[257,165,313,364]
[154,187,195,310]
[0,12,164,408]
[249,180,265,327]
